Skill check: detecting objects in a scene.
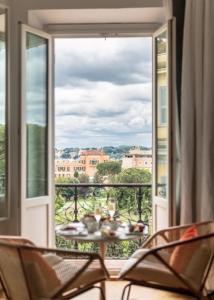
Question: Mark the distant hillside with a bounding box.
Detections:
[56,145,152,160]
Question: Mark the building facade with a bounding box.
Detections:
[55,150,110,179]
[122,148,152,172]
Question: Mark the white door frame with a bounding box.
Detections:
[20,24,54,246]
[152,20,175,232]
[0,4,13,233]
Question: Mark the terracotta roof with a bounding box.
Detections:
[81,150,106,156]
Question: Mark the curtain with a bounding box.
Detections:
[181,0,214,224]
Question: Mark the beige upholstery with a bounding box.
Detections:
[63,264,107,291]
[184,244,212,290]
[0,237,109,300]
[43,253,63,266]
[120,245,212,291]
[119,221,214,299]
[120,250,186,289]
[0,249,30,300]
[44,255,107,291]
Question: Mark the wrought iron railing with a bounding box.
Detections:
[55,183,152,258]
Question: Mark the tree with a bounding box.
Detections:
[55,176,79,201]
[115,168,152,184]
[74,170,79,178]
[78,174,89,183]
[0,125,6,195]
[78,174,90,197]
[55,176,79,184]
[93,172,103,183]
[111,168,152,223]
[96,161,122,177]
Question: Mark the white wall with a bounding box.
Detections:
[1,0,172,235]
[13,0,164,10]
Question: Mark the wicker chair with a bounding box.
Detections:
[119,221,214,300]
[0,236,109,300]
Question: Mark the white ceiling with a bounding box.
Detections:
[29,7,166,27]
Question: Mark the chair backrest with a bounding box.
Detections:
[19,247,61,299]
[0,242,30,300]
[146,221,214,293]
[154,230,214,294]
[0,239,61,300]
[195,221,214,236]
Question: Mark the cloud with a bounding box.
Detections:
[55,83,152,148]
[26,45,47,93]
[55,37,152,148]
[55,81,151,119]
[55,37,152,86]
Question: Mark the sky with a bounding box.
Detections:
[55,37,152,149]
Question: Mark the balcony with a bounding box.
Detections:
[55,183,152,259]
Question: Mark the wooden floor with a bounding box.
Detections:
[0,260,196,300]
[73,281,195,300]
[0,281,195,300]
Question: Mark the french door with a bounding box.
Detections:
[21,25,54,246]
[152,21,175,231]
[0,6,11,234]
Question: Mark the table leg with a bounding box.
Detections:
[99,242,107,300]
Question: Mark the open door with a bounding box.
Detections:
[21,25,54,246]
[152,21,174,232]
[0,6,11,234]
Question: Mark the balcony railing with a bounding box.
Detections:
[55,183,152,258]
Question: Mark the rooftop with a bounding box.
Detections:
[81,150,107,156]
[128,147,152,156]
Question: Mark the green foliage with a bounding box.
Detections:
[55,167,152,257]
[93,172,104,183]
[27,124,47,198]
[111,168,152,223]
[55,176,79,202]
[0,125,6,196]
[55,176,79,184]
[114,168,152,184]
[0,125,6,175]
[96,161,122,176]
[74,170,79,178]
[78,174,89,183]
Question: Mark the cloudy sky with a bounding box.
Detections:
[55,37,152,149]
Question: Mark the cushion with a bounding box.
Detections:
[23,250,61,299]
[53,260,107,293]
[120,243,212,292]
[43,253,63,267]
[53,259,81,284]
[132,248,170,262]
[169,226,198,273]
[0,250,30,300]
[119,254,187,289]
[184,244,212,290]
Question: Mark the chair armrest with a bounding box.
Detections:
[0,235,35,246]
[141,224,190,248]
[141,220,213,249]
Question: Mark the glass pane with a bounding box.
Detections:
[0,10,7,217]
[26,32,48,198]
[155,30,168,198]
